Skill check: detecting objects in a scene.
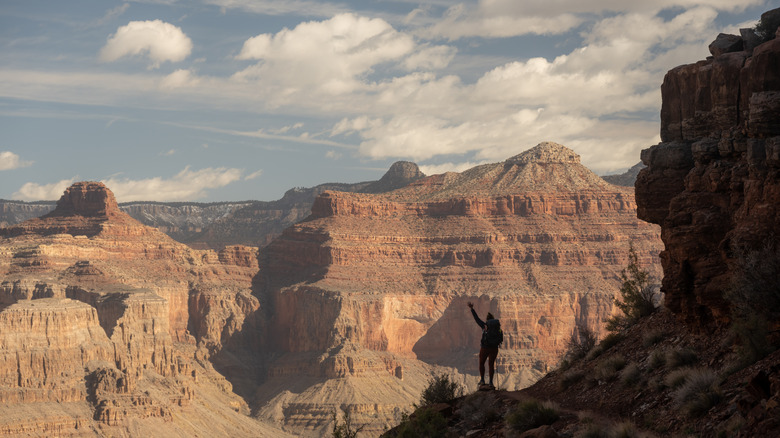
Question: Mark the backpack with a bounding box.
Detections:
[483,319,503,348]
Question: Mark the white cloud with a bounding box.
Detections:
[234,13,417,97]
[325,150,341,159]
[420,0,765,40]
[419,160,489,175]
[101,166,243,201]
[13,178,76,201]
[0,151,33,171]
[160,149,176,156]
[245,169,263,180]
[204,0,352,17]
[100,20,193,68]
[160,69,200,89]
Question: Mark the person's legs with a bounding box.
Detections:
[487,348,498,386]
[478,348,488,384]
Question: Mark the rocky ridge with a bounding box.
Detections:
[0,182,291,437]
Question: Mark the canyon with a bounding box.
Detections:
[0,182,291,437]
[0,144,662,436]
[239,141,662,434]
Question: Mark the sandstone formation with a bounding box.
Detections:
[243,142,662,435]
[0,182,290,437]
[636,17,780,325]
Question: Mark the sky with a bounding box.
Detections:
[0,0,770,203]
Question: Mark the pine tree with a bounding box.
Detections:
[606,243,658,333]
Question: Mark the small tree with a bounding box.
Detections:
[564,325,598,362]
[332,408,363,438]
[606,243,658,333]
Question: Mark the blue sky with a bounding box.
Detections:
[0,0,769,202]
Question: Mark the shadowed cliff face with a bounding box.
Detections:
[249,142,663,434]
[636,30,780,326]
[636,30,780,324]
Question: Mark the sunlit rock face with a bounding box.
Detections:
[636,30,780,326]
[250,142,663,435]
[0,182,289,437]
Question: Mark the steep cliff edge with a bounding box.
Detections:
[635,22,780,326]
[248,142,662,435]
[0,182,290,437]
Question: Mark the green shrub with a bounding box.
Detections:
[393,408,448,438]
[505,399,560,432]
[673,368,722,417]
[606,243,660,333]
[419,374,463,406]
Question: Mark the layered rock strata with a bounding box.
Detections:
[248,142,663,435]
[636,22,780,325]
[0,182,289,437]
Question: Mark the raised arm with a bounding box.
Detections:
[468,302,485,329]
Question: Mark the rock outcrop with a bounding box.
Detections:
[0,182,290,437]
[636,18,780,325]
[246,142,662,435]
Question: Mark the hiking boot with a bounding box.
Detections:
[478,379,485,386]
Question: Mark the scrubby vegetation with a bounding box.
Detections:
[666,348,698,369]
[418,374,463,406]
[672,368,722,417]
[505,399,560,432]
[606,243,659,333]
[565,325,598,362]
[391,408,449,438]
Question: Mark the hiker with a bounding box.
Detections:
[467,301,503,388]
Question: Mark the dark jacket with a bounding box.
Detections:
[471,308,501,348]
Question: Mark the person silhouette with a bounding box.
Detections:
[467,301,502,388]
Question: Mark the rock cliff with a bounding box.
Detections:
[635,20,780,325]
[245,142,663,435]
[0,182,290,437]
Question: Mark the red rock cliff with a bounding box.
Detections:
[251,142,663,434]
[636,28,780,325]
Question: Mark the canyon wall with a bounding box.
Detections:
[247,142,663,435]
[636,24,780,325]
[0,182,289,437]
